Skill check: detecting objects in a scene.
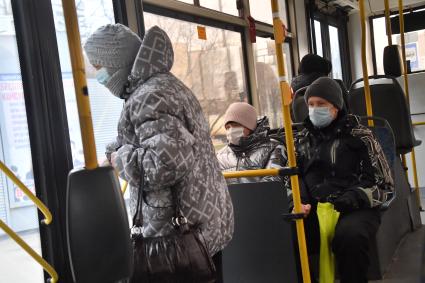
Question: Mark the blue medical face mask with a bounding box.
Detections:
[308,106,334,128]
[96,67,111,85]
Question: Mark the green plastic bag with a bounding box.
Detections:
[317,202,340,283]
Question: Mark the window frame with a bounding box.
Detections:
[142,0,295,110]
[306,0,352,87]
[369,4,425,75]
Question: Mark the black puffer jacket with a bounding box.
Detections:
[217,117,287,184]
[295,113,394,208]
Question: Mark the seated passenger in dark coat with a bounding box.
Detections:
[291,54,349,111]
[293,77,394,283]
[291,54,332,93]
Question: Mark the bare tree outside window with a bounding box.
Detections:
[144,13,247,147]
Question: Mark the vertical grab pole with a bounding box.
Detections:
[270,1,311,282]
[62,0,98,169]
[359,0,374,126]
[398,0,421,207]
[384,0,393,46]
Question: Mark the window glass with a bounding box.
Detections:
[199,0,238,16]
[328,25,343,80]
[373,16,425,73]
[314,20,323,56]
[178,0,194,3]
[249,0,288,26]
[0,1,43,282]
[51,0,131,210]
[143,12,248,148]
[254,37,293,128]
[51,0,122,168]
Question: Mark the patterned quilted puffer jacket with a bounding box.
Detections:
[108,26,234,256]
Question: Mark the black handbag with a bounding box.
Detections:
[130,168,216,283]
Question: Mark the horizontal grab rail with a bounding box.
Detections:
[0,161,52,225]
[413,121,425,126]
[0,220,58,283]
[223,167,300,179]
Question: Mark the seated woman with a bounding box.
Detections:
[294,77,394,283]
[216,102,286,184]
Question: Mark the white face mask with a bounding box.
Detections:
[308,106,334,128]
[226,127,245,145]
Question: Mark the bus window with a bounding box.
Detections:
[51,0,119,169]
[249,0,288,27]
[143,12,248,149]
[0,1,43,282]
[328,25,343,80]
[254,37,293,128]
[314,20,323,57]
[199,0,239,16]
[372,16,425,74]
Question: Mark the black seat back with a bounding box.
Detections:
[223,182,298,283]
[348,76,419,154]
[291,86,308,123]
[66,166,133,283]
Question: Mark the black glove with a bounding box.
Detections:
[310,182,336,202]
[332,190,362,213]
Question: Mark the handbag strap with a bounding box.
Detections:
[132,165,188,230]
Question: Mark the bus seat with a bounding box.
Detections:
[222,181,299,283]
[291,86,308,123]
[383,45,403,77]
[348,75,421,154]
[359,116,396,169]
[66,166,133,283]
[359,116,396,210]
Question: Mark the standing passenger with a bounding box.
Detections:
[84,24,234,279]
[294,77,394,283]
[216,102,286,184]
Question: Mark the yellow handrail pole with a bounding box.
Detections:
[271,1,311,282]
[398,0,421,203]
[0,161,52,225]
[121,181,128,195]
[223,168,280,179]
[359,0,374,127]
[62,0,97,169]
[384,0,393,45]
[0,220,58,283]
[413,121,425,126]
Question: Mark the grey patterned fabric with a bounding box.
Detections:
[217,117,287,184]
[107,26,234,256]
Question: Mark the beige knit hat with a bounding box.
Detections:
[224,102,258,131]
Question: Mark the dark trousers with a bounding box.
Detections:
[294,207,381,283]
[213,251,223,283]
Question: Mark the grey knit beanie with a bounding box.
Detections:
[304,77,343,110]
[84,24,142,68]
[84,24,142,98]
[224,102,258,131]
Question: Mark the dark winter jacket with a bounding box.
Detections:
[291,72,325,94]
[295,113,394,209]
[217,117,287,184]
[108,26,234,256]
